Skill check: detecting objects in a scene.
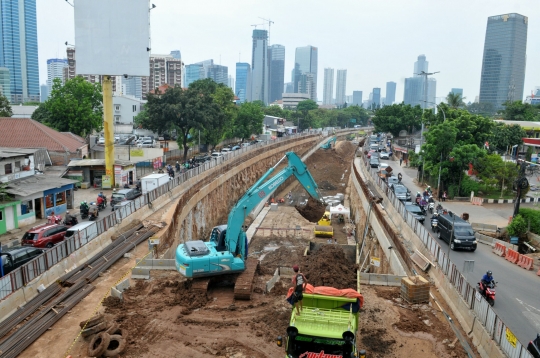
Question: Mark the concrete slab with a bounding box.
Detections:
[131,267,150,279]
[110,287,123,300]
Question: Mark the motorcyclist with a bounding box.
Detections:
[65,211,73,225]
[428,195,435,203]
[481,270,494,296]
[97,195,104,209]
[89,205,99,220]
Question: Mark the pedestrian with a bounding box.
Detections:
[291,265,307,316]
[443,191,447,202]
[400,157,403,166]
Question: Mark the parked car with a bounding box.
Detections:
[1,246,44,276]
[21,224,68,248]
[110,188,142,209]
[98,137,105,145]
[221,148,232,155]
[211,152,224,160]
[404,203,426,224]
[369,157,380,168]
[231,145,241,151]
[391,184,411,201]
[437,212,477,251]
[379,152,390,159]
[241,142,250,148]
[138,140,155,148]
[193,154,211,163]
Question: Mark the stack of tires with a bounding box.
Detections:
[80,314,128,357]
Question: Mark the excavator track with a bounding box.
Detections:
[191,277,211,297]
[234,257,260,300]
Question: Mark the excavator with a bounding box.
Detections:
[175,151,323,300]
[321,136,336,150]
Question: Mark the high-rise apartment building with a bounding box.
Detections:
[0,67,11,100]
[235,62,251,104]
[268,44,285,103]
[372,88,381,107]
[206,65,228,86]
[322,68,334,106]
[385,82,396,105]
[141,54,183,97]
[404,55,436,108]
[352,91,362,106]
[47,59,68,94]
[251,29,269,104]
[294,46,318,100]
[479,13,527,109]
[0,0,39,103]
[335,69,347,106]
[298,73,315,100]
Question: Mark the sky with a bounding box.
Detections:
[37,0,540,104]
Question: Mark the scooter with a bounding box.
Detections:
[430,215,438,232]
[63,215,79,227]
[428,201,435,214]
[478,281,497,306]
[80,204,89,219]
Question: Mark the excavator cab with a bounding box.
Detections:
[210,225,228,252]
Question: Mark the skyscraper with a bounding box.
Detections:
[294,46,318,100]
[479,13,527,109]
[372,88,381,107]
[414,55,428,75]
[251,29,269,104]
[185,64,205,87]
[298,73,315,100]
[385,82,396,105]
[39,84,47,102]
[451,88,463,97]
[123,76,142,99]
[0,67,11,99]
[47,59,68,94]
[170,50,181,60]
[206,65,228,86]
[268,44,285,103]
[228,75,234,90]
[352,91,362,106]
[235,62,251,104]
[0,0,39,103]
[322,68,334,106]
[335,69,347,106]
[403,55,436,108]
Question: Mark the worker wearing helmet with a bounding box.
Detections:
[291,265,307,316]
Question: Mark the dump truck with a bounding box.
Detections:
[278,285,364,357]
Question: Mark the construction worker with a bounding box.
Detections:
[291,265,307,316]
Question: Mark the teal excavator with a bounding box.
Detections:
[175,151,323,299]
[321,136,336,149]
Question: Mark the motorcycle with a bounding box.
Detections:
[80,203,89,219]
[428,201,435,214]
[478,281,497,306]
[430,215,438,232]
[63,215,79,227]
[47,215,62,225]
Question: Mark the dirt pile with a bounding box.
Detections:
[301,245,357,289]
[335,140,357,157]
[295,197,325,222]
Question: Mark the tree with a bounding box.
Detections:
[296,100,318,130]
[44,77,103,136]
[0,182,12,202]
[446,92,466,109]
[205,82,237,148]
[507,214,527,237]
[490,123,525,153]
[498,100,540,121]
[466,102,496,117]
[133,109,149,128]
[264,105,286,118]
[232,102,264,141]
[371,102,422,137]
[0,93,12,117]
[31,103,50,123]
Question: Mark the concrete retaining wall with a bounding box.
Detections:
[359,273,405,287]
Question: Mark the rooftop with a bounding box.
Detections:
[0,148,39,159]
[67,159,134,167]
[4,175,77,197]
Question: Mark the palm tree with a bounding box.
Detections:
[446,92,466,109]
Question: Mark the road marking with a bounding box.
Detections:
[516,298,540,331]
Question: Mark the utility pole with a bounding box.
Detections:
[416,71,439,184]
[513,161,528,218]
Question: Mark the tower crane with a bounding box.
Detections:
[251,23,265,29]
[258,17,274,44]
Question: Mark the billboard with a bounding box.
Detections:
[74,0,150,76]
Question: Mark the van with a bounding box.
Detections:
[64,222,99,246]
[437,212,477,251]
[1,246,44,276]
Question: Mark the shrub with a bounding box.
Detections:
[460,176,479,197]
[507,214,527,237]
[447,184,459,199]
[518,208,540,235]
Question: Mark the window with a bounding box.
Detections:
[115,105,120,110]
[4,163,12,174]
[56,192,66,205]
[21,200,33,215]
[45,194,54,208]
[133,105,136,112]
[115,116,121,122]
[14,161,20,171]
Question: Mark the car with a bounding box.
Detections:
[98,137,105,145]
[241,142,250,148]
[162,134,171,140]
[193,154,211,163]
[386,176,400,186]
[436,212,477,251]
[367,150,376,159]
[391,184,411,201]
[404,203,426,224]
[231,145,241,151]
[110,188,142,209]
[1,246,44,276]
[369,144,379,151]
[379,152,390,159]
[221,148,232,155]
[371,152,380,159]
[528,334,540,358]
[378,163,390,171]
[138,140,155,148]
[370,157,380,168]
[114,136,120,142]
[21,224,68,248]
[211,152,224,160]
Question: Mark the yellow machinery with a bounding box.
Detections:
[314,211,333,238]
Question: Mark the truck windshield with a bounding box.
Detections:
[289,335,347,357]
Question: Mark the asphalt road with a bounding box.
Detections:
[379,157,540,345]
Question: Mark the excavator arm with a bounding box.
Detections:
[226,152,321,257]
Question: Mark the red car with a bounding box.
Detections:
[367,150,376,158]
[21,224,68,248]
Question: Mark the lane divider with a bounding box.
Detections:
[492,242,506,257]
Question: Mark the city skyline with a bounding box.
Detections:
[35,1,540,104]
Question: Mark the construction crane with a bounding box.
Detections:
[259,17,274,44]
[251,23,265,29]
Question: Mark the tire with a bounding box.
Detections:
[46,243,53,248]
[488,298,495,307]
[471,249,476,253]
[81,321,108,338]
[106,323,119,335]
[88,332,110,357]
[103,335,127,357]
[437,231,441,239]
[450,241,455,251]
[79,314,105,328]
[107,326,128,341]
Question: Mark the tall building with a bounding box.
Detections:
[185,64,205,87]
[141,54,183,97]
[403,55,436,108]
[228,75,234,90]
[335,69,347,106]
[123,76,143,99]
[235,62,251,104]
[479,13,528,109]
[170,50,181,60]
[268,44,285,103]
[0,67,11,100]
[450,88,463,97]
[372,88,381,107]
[251,29,269,104]
[385,82,396,105]
[284,82,294,94]
[39,84,47,102]
[206,65,228,85]
[47,59,68,94]
[63,47,116,90]
[352,91,362,106]
[0,0,39,103]
[322,68,334,106]
[294,46,318,100]
[298,73,316,100]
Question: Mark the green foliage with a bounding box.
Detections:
[371,102,423,137]
[206,83,237,146]
[446,92,466,109]
[233,102,264,140]
[466,102,496,117]
[507,214,527,237]
[0,92,12,117]
[297,99,318,113]
[526,146,533,161]
[518,208,540,235]
[475,154,518,194]
[133,109,149,128]
[460,176,479,196]
[447,184,459,199]
[44,77,103,137]
[264,105,293,119]
[31,103,49,123]
[0,182,12,202]
[490,123,525,152]
[499,100,540,122]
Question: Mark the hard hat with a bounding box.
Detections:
[487,270,492,276]
[292,265,299,272]
[66,211,69,214]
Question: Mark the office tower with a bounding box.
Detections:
[294,46,318,100]
[335,69,347,106]
[403,55,436,108]
[170,50,181,60]
[185,64,205,87]
[298,73,315,100]
[479,13,528,109]
[47,59,68,94]
[141,54,183,96]
[346,95,353,104]
[0,67,11,100]
[284,82,293,94]
[123,76,143,99]
[235,62,251,104]
[372,88,381,107]
[385,82,396,105]
[40,84,47,102]
[268,44,285,103]
[251,29,269,104]
[228,75,234,90]
[0,0,39,103]
[206,65,228,86]
[352,91,362,106]
[450,88,463,99]
[322,68,334,106]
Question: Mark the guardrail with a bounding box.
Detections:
[356,154,534,358]
[0,129,357,302]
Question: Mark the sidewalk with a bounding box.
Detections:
[388,159,510,228]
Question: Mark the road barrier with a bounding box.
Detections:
[517,254,534,270]
[505,248,520,264]
[492,243,507,257]
[471,197,483,206]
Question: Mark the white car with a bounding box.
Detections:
[211,152,224,160]
[98,137,105,145]
[137,140,154,148]
[379,163,390,171]
[221,148,232,155]
[379,152,390,159]
[241,142,250,148]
